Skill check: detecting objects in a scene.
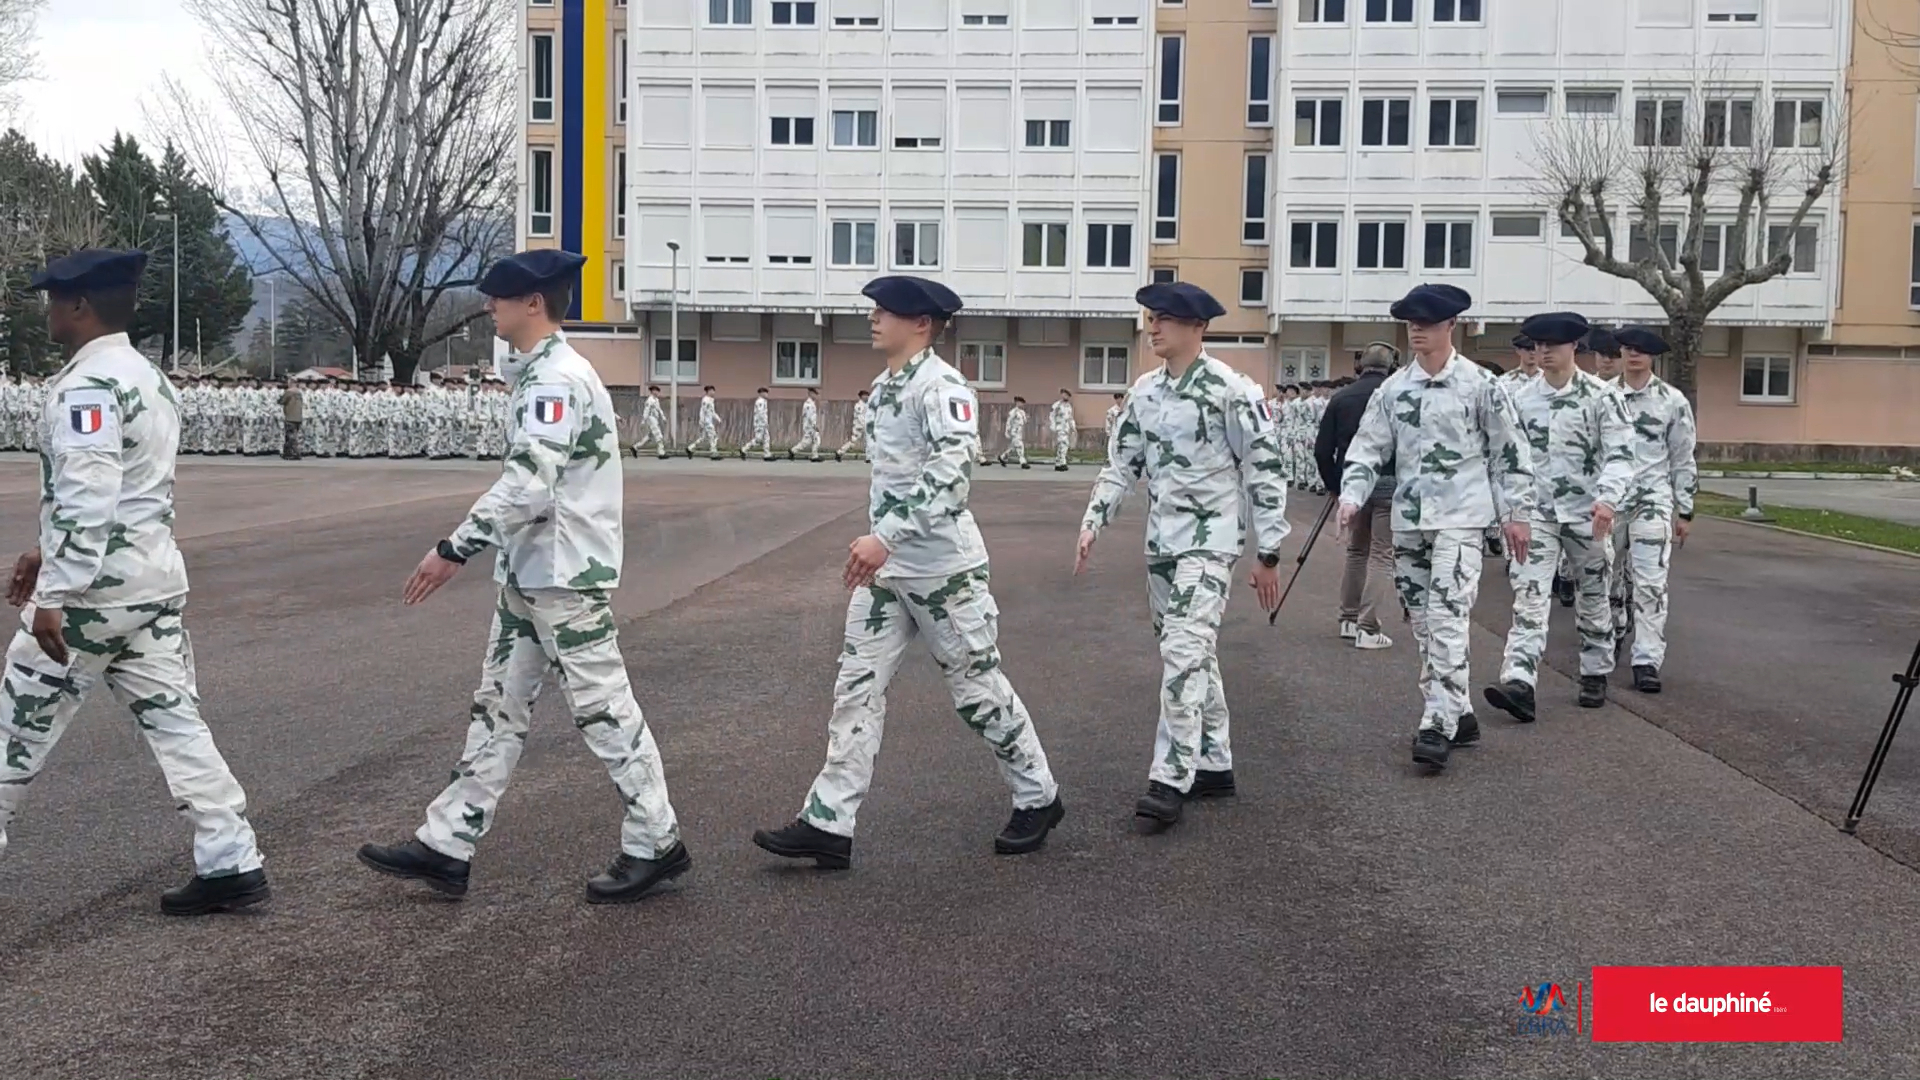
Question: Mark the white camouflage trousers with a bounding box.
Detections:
[420,586,680,861]
[792,425,821,460]
[801,567,1058,837]
[1613,507,1675,668]
[1500,516,1615,685]
[997,434,1027,466]
[1051,426,1073,467]
[836,430,865,458]
[1392,528,1484,738]
[1146,554,1234,791]
[742,422,773,457]
[0,600,262,875]
[633,417,667,456]
[693,419,721,457]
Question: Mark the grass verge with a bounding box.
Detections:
[1695,491,1920,555]
[1701,461,1912,475]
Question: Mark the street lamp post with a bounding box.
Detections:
[667,240,681,448]
[268,275,277,379]
[156,212,180,371]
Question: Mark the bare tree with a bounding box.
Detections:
[1529,66,1844,403]
[162,0,515,383]
[0,0,46,115]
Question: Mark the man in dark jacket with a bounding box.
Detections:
[1316,342,1399,649]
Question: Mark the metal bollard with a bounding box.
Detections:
[1740,485,1773,522]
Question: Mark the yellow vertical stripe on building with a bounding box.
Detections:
[579,0,608,321]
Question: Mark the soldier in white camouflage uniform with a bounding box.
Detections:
[1048,389,1076,471]
[0,374,18,450]
[688,385,722,459]
[753,275,1063,868]
[1608,327,1697,695]
[359,249,688,904]
[997,396,1029,468]
[1077,282,1289,828]
[835,388,870,462]
[790,387,823,461]
[1339,284,1534,770]
[1481,312,1634,724]
[1103,391,1124,447]
[2,249,268,916]
[741,388,774,460]
[633,385,669,458]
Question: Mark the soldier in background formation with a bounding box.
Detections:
[0,374,48,453]
[835,388,869,462]
[997,396,1029,468]
[790,387,823,462]
[1271,382,1336,494]
[633,385,669,458]
[1607,327,1697,695]
[1103,392,1123,446]
[741,388,774,460]
[1048,389,1076,472]
[690,386,722,459]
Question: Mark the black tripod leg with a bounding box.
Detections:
[1842,637,1920,834]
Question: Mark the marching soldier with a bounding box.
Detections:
[688,385,722,459]
[998,396,1029,468]
[741,388,774,461]
[1504,334,1540,385]
[835,388,870,462]
[1609,327,1697,694]
[2,249,269,915]
[752,275,1063,868]
[1103,392,1124,446]
[1048,389,1076,472]
[359,249,689,904]
[1076,282,1289,828]
[633,385,669,458]
[1337,284,1534,769]
[1481,312,1633,723]
[790,387,823,461]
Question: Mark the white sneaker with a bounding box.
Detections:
[1338,620,1358,641]
[1355,630,1393,650]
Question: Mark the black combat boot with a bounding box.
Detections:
[994,797,1065,854]
[1411,728,1451,768]
[160,868,271,916]
[357,838,471,897]
[1450,713,1481,746]
[752,819,852,869]
[1054,464,1069,472]
[1188,769,1236,798]
[1578,675,1607,708]
[1134,782,1184,826]
[1632,664,1661,694]
[585,841,691,904]
[1554,574,1576,608]
[1483,680,1537,723]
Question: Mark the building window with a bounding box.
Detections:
[1423,220,1472,270]
[1566,90,1618,116]
[1704,97,1755,147]
[773,340,822,385]
[708,0,752,23]
[771,0,818,20]
[1153,153,1180,242]
[613,151,627,239]
[1240,268,1267,306]
[962,5,1011,24]
[1635,97,1684,147]
[1156,35,1184,124]
[530,34,555,122]
[1360,97,1411,147]
[1364,0,1412,22]
[1289,220,1338,269]
[1243,154,1269,243]
[1773,99,1825,148]
[1766,224,1817,274]
[1022,221,1070,268]
[767,210,816,265]
[894,221,941,269]
[959,341,1007,387]
[831,220,878,267]
[1081,345,1131,390]
[528,148,553,236]
[1560,214,1608,241]
[1431,0,1479,20]
[832,110,878,147]
[1086,223,1134,269]
[1707,0,1759,23]
[771,116,816,146]
[1355,220,1407,269]
[614,34,628,124]
[832,0,881,25]
[1428,97,1477,148]
[1150,266,1176,284]
[1247,35,1273,126]
[1697,222,1741,273]
[1495,90,1549,116]
[1629,221,1680,264]
[614,262,626,294]
[1294,97,1342,147]
[1740,355,1793,402]
[652,337,699,382]
[1025,119,1071,148]
[1489,214,1540,239]
[1298,0,1346,21]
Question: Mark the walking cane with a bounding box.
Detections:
[1841,636,1920,834]
[1270,495,1336,626]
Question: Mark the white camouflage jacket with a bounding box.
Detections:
[33,333,188,610]
[1340,351,1535,532]
[1508,369,1634,523]
[642,395,665,424]
[865,348,989,578]
[1049,400,1075,433]
[1083,353,1291,560]
[448,332,625,590]
[1004,405,1026,439]
[1613,373,1699,519]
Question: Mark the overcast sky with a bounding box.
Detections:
[12,0,212,165]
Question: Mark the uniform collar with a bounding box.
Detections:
[885,347,935,384]
[1619,372,1665,396]
[1405,350,1464,386]
[56,332,133,380]
[1159,350,1214,392]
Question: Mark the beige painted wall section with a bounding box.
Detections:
[1153,0,1277,340]
[1831,0,1920,347]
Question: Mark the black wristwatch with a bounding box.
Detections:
[436,539,467,565]
[1258,552,1280,568]
[1677,511,1694,522]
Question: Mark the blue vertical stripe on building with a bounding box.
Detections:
[560,0,585,318]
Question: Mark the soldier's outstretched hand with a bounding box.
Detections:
[7,548,41,607]
[404,549,463,605]
[1073,529,1097,575]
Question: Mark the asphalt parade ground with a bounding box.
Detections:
[2,454,1919,1079]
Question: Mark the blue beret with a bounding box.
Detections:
[1134,282,1226,321]
[1388,284,1472,324]
[861,275,963,318]
[30,248,148,293]
[477,249,588,298]
[1510,334,1535,350]
[1580,328,1620,358]
[1519,311,1591,347]
[1613,326,1670,355]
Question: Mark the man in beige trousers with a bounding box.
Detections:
[1315,342,1398,650]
